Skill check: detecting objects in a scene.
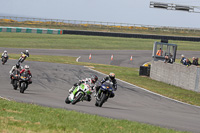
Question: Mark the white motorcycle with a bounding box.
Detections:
[65,83,93,105]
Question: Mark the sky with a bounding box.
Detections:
[1,0,200,28]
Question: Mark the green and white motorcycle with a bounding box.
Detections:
[65,83,93,105]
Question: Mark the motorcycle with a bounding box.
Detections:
[19,72,31,93]
[11,70,20,90]
[65,83,93,105]
[95,81,114,107]
[18,54,27,63]
[1,54,8,65]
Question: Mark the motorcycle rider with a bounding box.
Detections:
[20,65,32,84]
[21,50,29,57]
[9,63,23,84]
[94,72,117,98]
[1,50,9,61]
[69,75,98,101]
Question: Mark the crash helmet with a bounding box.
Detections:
[91,75,98,84]
[26,50,29,53]
[24,65,29,71]
[4,50,7,53]
[109,72,115,80]
[16,63,20,69]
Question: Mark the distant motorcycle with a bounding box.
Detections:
[19,72,31,93]
[18,54,27,63]
[95,81,114,107]
[65,83,93,105]
[1,54,8,65]
[11,70,20,90]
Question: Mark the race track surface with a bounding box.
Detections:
[1,48,200,132]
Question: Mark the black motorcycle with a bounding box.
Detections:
[11,70,20,90]
[95,81,114,107]
[1,54,8,65]
[19,72,31,93]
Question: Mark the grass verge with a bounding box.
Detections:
[0,98,187,133]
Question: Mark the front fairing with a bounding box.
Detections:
[19,72,30,82]
[69,83,92,101]
[100,81,113,92]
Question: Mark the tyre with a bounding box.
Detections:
[71,93,83,105]
[13,80,18,90]
[65,97,71,104]
[20,82,26,93]
[99,93,107,107]
[95,101,99,106]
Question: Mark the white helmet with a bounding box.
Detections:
[4,50,7,53]
[24,65,29,71]
[26,50,29,53]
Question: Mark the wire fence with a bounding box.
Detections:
[0,16,200,34]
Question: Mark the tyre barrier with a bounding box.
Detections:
[0,27,62,35]
[63,30,200,42]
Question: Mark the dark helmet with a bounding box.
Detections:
[109,73,115,80]
[16,63,20,68]
[91,75,98,84]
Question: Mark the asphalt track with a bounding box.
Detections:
[1,48,200,132]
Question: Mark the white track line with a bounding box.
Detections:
[87,67,200,109]
[0,96,11,101]
[76,56,81,62]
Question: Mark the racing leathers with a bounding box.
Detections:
[69,78,96,101]
[21,51,29,57]
[95,76,117,98]
[9,65,23,84]
[1,52,9,61]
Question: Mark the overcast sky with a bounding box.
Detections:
[1,0,200,28]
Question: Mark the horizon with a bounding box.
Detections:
[1,0,200,29]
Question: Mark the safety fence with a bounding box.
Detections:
[1,16,200,34]
[0,27,62,34]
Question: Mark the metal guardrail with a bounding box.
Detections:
[0,16,200,33]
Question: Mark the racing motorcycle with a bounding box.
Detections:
[65,83,93,105]
[11,70,20,90]
[18,53,27,63]
[1,54,8,65]
[19,72,31,93]
[95,81,114,107]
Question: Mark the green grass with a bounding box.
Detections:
[0,32,200,51]
[0,32,199,133]
[0,98,187,133]
[9,54,200,106]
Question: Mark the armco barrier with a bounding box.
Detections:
[63,30,200,42]
[150,60,200,92]
[0,27,62,35]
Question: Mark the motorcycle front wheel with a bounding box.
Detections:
[20,82,26,93]
[71,93,83,105]
[13,80,18,90]
[98,92,107,107]
[65,97,71,104]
